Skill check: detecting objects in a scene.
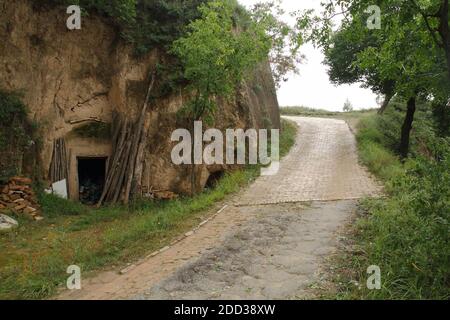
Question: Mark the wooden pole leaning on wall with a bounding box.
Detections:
[48,137,69,194]
[97,71,156,206]
[49,137,68,183]
[123,71,156,204]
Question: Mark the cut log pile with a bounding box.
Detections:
[0,176,43,221]
[142,186,179,201]
[152,191,178,201]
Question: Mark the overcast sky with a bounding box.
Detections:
[239,0,378,111]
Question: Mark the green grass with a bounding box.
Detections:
[281,106,342,117]
[355,116,405,183]
[280,106,377,118]
[328,108,450,300]
[278,118,297,157]
[0,119,298,300]
[280,106,378,133]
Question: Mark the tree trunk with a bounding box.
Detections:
[445,45,450,82]
[378,92,394,115]
[438,0,450,81]
[189,93,203,196]
[399,97,416,159]
[443,0,450,81]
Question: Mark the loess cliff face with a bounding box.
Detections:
[0,0,280,198]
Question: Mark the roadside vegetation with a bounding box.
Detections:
[329,103,449,300]
[285,105,449,299]
[0,119,297,300]
[281,106,343,117]
[295,0,449,300]
[281,106,376,119]
[0,91,40,182]
[280,106,377,133]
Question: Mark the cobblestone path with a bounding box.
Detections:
[238,117,381,205]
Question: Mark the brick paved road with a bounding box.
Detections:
[238,116,382,206]
[134,117,382,300]
[58,116,382,300]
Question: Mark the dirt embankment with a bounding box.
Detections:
[0,0,280,195]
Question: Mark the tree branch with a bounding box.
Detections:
[409,0,443,48]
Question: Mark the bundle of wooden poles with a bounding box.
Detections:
[49,137,68,183]
[97,72,155,206]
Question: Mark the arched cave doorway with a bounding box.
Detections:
[205,170,225,189]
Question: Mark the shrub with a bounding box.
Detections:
[360,154,449,299]
[0,91,38,182]
[37,0,137,26]
[350,107,450,299]
[37,0,207,54]
[127,0,207,54]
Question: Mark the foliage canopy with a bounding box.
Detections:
[171,0,272,121]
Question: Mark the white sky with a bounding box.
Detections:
[239,0,378,111]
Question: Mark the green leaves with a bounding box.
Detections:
[251,0,303,84]
[171,0,272,121]
[40,0,137,25]
[171,0,305,122]
[302,0,449,101]
[40,0,208,54]
[354,106,450,299]
[0,91,37,181]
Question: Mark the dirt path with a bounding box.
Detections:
[58,116,381,300]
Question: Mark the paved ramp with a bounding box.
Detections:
[238,117,381,205]
[58,116,381,300]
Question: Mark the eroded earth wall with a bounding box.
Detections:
[0,0,281,197]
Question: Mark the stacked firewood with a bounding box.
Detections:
[152,191,179,201]
[142,186,179,200]
[0,176,43,221]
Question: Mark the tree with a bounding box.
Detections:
[323,16,396,114]
[409,0,450,81]
[172,1,272,124]
[127,0,208,54]
[171,0,299,193]
[352,1,446,158]
[250,0,304,85]
[296,0,449,158]
[343,98,354,112]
